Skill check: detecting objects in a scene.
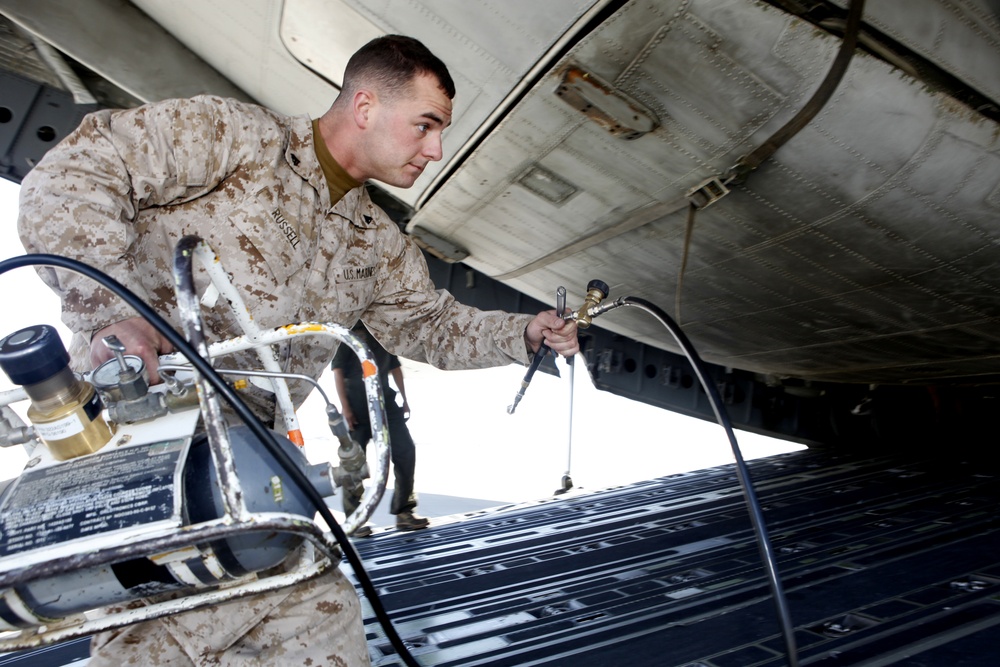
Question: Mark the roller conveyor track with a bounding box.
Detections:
[351,449,1000,666]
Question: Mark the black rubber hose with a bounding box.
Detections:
[0,254,423,667]
[613,295,799,667]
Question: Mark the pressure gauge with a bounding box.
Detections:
[91,336,149,401]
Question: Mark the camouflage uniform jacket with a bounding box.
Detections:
[18,95,533,408]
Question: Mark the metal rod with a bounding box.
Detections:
[555,352,575,495]
[160,321,391,536]
[180,240,302,442]
[174,237,248,522]
[566,353,574,474]
[159,365,332,406]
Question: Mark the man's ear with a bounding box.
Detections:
[353,90,375,129]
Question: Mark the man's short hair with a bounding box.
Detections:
[342,34,455,101]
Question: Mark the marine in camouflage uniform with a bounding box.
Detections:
[18,94,534,665]
[17,35,577,666]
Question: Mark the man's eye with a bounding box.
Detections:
[417,124,429,133]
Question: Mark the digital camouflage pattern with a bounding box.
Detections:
[18,95,534,411]
[87,566,367,666]
[18,95,537,665]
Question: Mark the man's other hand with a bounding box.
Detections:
[90,317,175,384]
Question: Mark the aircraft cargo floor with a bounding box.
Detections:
[6,447,998,666]
[351,447,1000,666]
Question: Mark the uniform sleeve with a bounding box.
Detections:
[362,226,534,371]
[17,96,255,338]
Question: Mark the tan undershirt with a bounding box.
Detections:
[312,119,360,207]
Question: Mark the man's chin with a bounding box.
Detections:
[368,176,415,190]
[388,174,421,189]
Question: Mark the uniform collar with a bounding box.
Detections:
[286,114,377,228]
[286,114,332,208]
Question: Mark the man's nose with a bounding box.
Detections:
[424,133,443,161]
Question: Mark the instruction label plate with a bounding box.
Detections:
[0,438,189,557]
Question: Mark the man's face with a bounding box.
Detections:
[365,73,453,188]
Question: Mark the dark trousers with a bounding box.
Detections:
[342,381,417,517]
